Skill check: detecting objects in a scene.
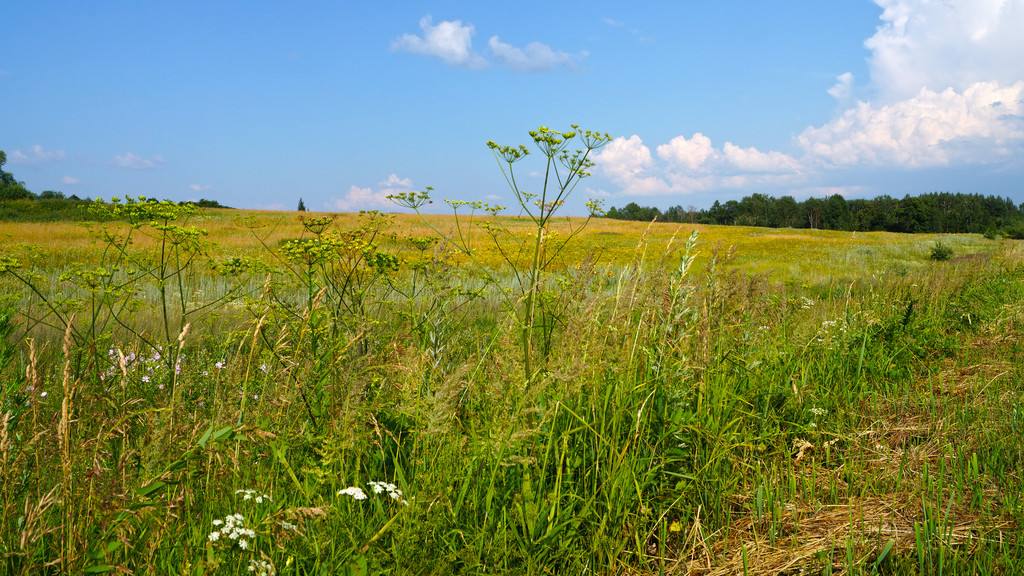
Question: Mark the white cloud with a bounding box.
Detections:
[487,36,582,71]
[827,72,854,101]
[722,142,802,173]
[189,184,210,192]
[61,176,79,185]
[599,134,803,196]
[595,0,1024,197]
[379,173,412,188]
[10,144,65,164]
[597,135,668,194]
[113,152,164,169]
[331,173,415,211]
[392,16,486,68]
[656,133,714,170]
[799,81,1024,167]
[866,0,1024,102]
[798,1,1024,169]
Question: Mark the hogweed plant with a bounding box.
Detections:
[391,124,611,381]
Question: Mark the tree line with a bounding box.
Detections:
[0,150,230,220]
[605,192,1024,237]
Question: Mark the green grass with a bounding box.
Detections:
[0,210,1022,574]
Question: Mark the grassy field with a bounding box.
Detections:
[0,205,1022,574]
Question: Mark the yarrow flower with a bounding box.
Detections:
[236,488,272,504]
[337,486,368,500]
[208,513,255,549]
[368,481,408,505]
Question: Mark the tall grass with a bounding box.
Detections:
[0,209,1022,574]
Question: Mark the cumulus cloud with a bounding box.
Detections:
[598,134,803,196]
[867,0,1024,102]
[597,135,668,194]
[800,81,1023,167]
[61,176,79,185]
[799,1,1024,169]
[10,144,65,164]
[656,133,714,170]
[722,143,802,173]
[331,173,415,211]
[828,72,854,101]
[113,152,164,169]
[392,16,486,68]
[591,0,1024,198]
[488,36,582,71]
[189,184,211,192]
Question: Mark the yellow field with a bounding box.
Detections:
[0,208,997,286]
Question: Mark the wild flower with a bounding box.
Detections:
[141,375,150,383]
[368,481,407,504]
[215,360,225,370]
[208,513,255,549]
[810,406,827,417]
[248,559,275,576]
[39,391,48,398]
[236,489,272,504]
[337,486,367,500]
[259,363,269,374]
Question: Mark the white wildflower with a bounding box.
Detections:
[39,391,48,398]
[368,481,407,504]
[141,375,150,383]
[236,489,271,504]
[215,360,225,370]
[337,486,368,500]
[209,513,254,549]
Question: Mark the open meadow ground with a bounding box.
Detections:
[1,207,1022,574]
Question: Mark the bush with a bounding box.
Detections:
[1004,225,1024,240]
[930,241,953,261]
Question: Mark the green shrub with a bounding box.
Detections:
[930,241,953,261]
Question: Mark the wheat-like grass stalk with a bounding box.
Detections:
[58,316,76,571]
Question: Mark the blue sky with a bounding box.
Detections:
[2,1,1022,213]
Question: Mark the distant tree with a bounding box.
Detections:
[0,150,35,201]
[297,198,307,212]
[189,198,231,209]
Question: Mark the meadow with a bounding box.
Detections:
[0,200,1022,574]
